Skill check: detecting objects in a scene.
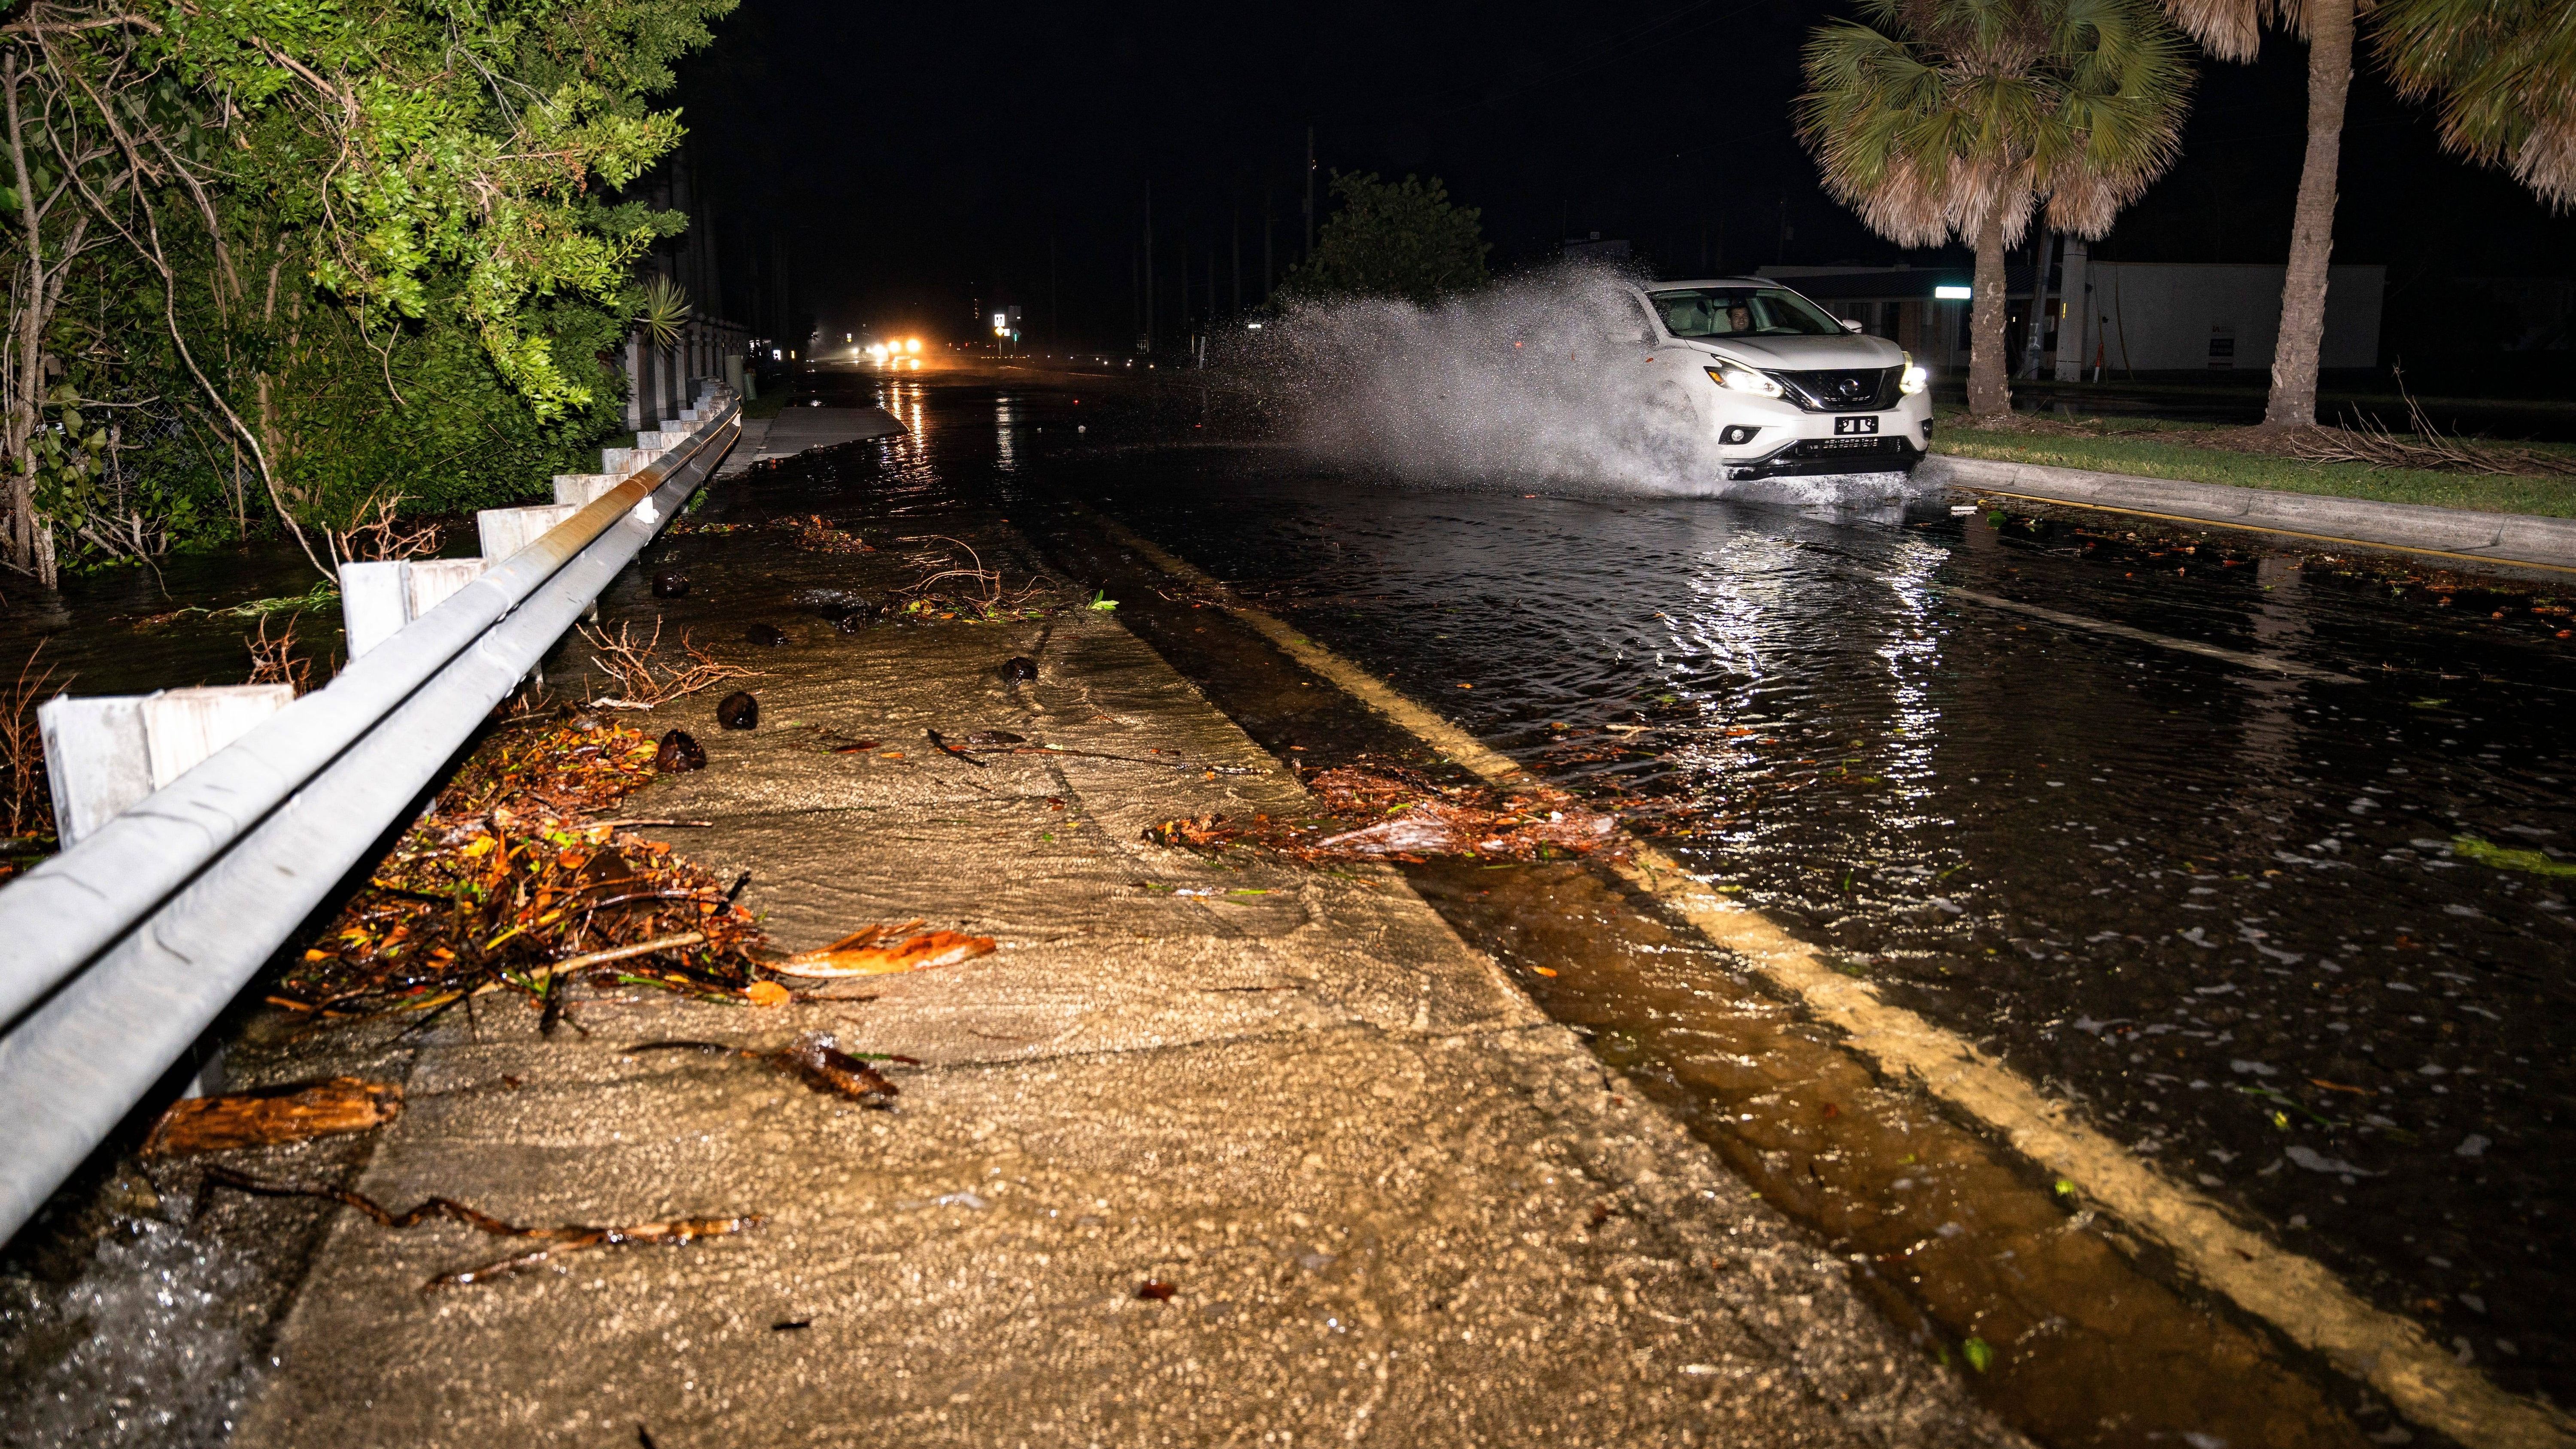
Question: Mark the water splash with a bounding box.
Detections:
[1248,263,1928,507]
[0,1219,264,1449]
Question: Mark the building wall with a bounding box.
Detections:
[2072,262,2385,374]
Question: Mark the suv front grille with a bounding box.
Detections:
[1769,366,1902,412]
[1786,437,1913,458]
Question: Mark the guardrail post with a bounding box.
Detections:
[476,504,582,562]
[342,558,493,660]
[601,446,665,476]
[38,686,297,848]
[552,473,624,507]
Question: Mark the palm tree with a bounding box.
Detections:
[2160,0,2357,432]
[2375,0,2576,213]
[1801,0,2194,421]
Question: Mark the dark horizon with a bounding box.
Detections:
[672,0,2576,354]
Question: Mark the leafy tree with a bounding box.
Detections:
[1800,0,2193,421]
[2375,0,2576,213]
[1279,171,1489,307]
[0,0,733,585]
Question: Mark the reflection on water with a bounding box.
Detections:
[11,372,2564,1438]
[1073,442,2576,1407]
[1410,858,2384,1448]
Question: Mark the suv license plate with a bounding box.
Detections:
[1835,416,1881,435]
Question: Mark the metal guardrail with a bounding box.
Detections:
[0,390,742,1244]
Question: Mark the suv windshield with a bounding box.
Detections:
[1648,286,1845,339]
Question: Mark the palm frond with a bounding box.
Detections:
[1798,0,2190,247]
[2376,0,2576,212]
[2156,0,2304,62]
[634,274,692,349]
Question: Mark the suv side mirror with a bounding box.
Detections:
[1841,318,1865,333]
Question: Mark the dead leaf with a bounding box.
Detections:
[773,924,996,978]
[744,981,793,1007]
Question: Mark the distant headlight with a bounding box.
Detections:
[1704,361,1783,398]
[1899,352,1928,395]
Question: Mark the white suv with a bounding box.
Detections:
[1628,279,1932,481]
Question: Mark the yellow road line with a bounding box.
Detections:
[1097,513,2574,1449]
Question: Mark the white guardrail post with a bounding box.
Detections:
[0,386,739,1244]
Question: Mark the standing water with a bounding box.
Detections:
[1048,428,2575,1413]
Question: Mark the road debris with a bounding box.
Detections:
[924,727,987,767]
[793,514,874,555]
[656,729,706,772]
[1001,655,1038,682]
[143,1078,403,1156]
[280,717,774,1020]
[1145,766,1621,864]
[581,619,756,708]
[195,1166,761,1291]
[624,1033,917,1106]
[717,690,760,729]
[772,922,997,978]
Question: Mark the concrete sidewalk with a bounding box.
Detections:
[218,482,2013,1446]
[1922,452,2576,574]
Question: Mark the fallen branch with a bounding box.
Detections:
[625,1033,916,1106]
[547,931,707,975]
[582,619,757,708]
[2301,374,2576,478]
[195,1166,761,1291]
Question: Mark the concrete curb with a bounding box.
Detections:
[1920,453,2576,574]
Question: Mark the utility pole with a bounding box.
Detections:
[1263,188,1274,300]
[1303,126,1316,261]
[1143,182,1154,353]
[1231,198,1241,316]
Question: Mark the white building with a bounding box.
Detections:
[1756,256,2385,379]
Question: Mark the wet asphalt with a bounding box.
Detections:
[920,367,2573,1410]
[6,362,2568,1446]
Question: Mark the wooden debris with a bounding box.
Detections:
[144,1078,403,1157]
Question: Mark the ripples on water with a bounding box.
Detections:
[0,1219,261,1448]
[1077,446,2576,1403]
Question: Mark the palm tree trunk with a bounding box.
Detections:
[1967,204,2011,420]
[2263,0,2354,432]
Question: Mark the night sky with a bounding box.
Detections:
[674,0,2576,353]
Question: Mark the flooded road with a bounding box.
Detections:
[694,365,2575,1440]
[937,373,2574,1416]
[1060,452,2571,1385]
[8,365,2569,1445]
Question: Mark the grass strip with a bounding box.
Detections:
[1935,425,2576,518]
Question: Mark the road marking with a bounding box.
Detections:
[1941,587,2359,683]
[1094,512,2573,1449]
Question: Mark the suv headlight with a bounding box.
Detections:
[1899,352,1928,395]
[1704,360,1783,398]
